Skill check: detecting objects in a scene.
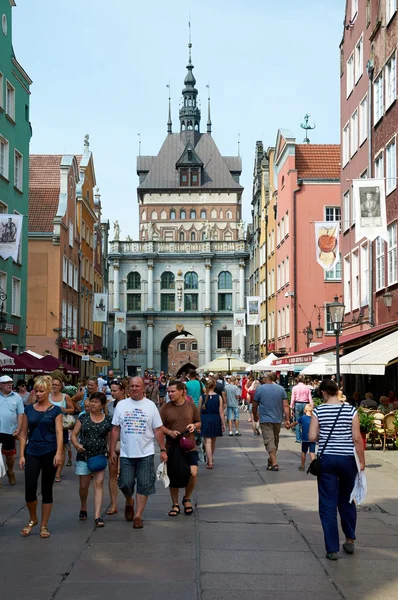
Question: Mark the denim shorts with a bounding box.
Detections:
[301,441,316,454]
[227,407,239,421]
[118,455,156,497]
[76,460,92,476]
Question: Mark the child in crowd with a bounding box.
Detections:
[287,404,316,471]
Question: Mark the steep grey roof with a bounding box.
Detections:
[137,156,155,172]
[223,156,242,173]
[137,132,243,191]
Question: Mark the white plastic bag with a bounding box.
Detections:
[0,444,6,479]
[156,461,170,488]
[350,447,367,505]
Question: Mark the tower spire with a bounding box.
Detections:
[206,84,212,134]
[167,83,172,134]
[179,23,201,133]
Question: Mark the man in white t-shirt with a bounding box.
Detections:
[110,377,167,529]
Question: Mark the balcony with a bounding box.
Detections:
[109,240,248,255]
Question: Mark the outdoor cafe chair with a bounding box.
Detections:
[383,412,398,451]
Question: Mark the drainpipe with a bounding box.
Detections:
[367,59,374,326]
[293,182,302,352]
[265,213,269,355]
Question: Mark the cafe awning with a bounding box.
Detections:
[62,349,110,367]
[340,330,398,375]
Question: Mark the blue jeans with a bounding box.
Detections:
[294,402,307,442]
[317,454,357,553]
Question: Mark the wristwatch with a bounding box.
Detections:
[160,448,167,453]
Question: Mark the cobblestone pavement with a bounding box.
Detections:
[1,420,398,600]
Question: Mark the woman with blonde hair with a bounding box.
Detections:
[199,379,225,469]
[19,376,63,538]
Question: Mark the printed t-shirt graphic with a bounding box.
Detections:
[112,397,163,458]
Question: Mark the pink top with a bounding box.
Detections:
[290,382,312,409]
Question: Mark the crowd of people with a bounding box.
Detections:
[0,367,378,561]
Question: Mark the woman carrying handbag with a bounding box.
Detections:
[309,379,365,561]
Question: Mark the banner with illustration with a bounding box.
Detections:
[246,297,260,326]
[353,178,388,243]
[233,312,246,338]
[314,221,340,271]
[0,214,23,261]
[93,293,108,322]
[114,312,126,333]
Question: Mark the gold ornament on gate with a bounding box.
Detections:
[175,324,184,333]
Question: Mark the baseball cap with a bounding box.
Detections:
[0,375,13,383]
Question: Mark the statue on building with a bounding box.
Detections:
[238,220,245,240]
[126,235,132,242]
[113,220,120,240]
[202,220,213,241]
[147,220,154,241]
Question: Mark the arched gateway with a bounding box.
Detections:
[160,330,196,375]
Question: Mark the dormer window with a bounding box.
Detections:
[191,169,199,186]
[180,169,189,186]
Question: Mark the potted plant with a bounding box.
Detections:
[358,408,375,448]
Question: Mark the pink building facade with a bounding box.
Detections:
[273,130,342,353]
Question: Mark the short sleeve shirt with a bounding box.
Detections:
[160,401,200,450]
[77,413,113,461]
[254,384,287,424]
[225,384,240,408]
[112,397,163,458]
[0,391,25,435]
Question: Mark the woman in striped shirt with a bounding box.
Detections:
[309,379,365,561]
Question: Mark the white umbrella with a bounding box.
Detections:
[300,356,336,376]
[249,353,278,370]
[198,354,252,372]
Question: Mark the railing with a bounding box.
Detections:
[109,240,248,254]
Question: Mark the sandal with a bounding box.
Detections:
[182,497,194,515]
[21,520,38,537]
[54,476,61,483]
[66,460,72,467]
[168,504,180,517]
[267,464,279,471]
[298,466,305,471]
[79,510,88,521]
[40,526,51,538]
[106,505,118,515]
[206,464,213,469]
[95,518,105,528]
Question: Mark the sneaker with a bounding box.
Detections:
[235,431,242,436]
[326,552,338,561]
[342,542,355,554]
[229,432,233,437]
[253,433,258,438]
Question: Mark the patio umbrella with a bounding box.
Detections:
[249,353,278,370]
[198,355,252,372]
[38,354,80,375]
[300,356,336,376]
[0,350,44,374]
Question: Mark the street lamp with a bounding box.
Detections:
[0,287,7,332]
[121,345,128,378]
[225,347,232,374]
[383,291,393,310]
[315,311,324,340]
[303,322,313,347]
[328,295,345,387]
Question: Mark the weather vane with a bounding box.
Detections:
[300,114,316,144]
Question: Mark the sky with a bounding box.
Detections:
[12,0,346,239]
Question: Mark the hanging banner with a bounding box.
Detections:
[114,312,126,333]
[93,293,108,322]
[233,312,246,338]
[0,214,23,261]
[247,297,260,326]
[353,178,388,243]
[314,222,340,271]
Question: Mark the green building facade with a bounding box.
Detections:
[0,0,32,351]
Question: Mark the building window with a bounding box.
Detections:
[344,256,351,313]
[191,342,198,350]
[191,232,196,241]
[11,277,21,316]
[388,223,397,285]
[161,271,175,289]
[69,221,74,247]
[343,191,350,232]
[180,170,189,186]
[361,243,369,306]
[200,210,206,219]
[68,261,74,287]
[217,330,232,349]
[0,72,3,108]
[161,294,175,311]
[184,293,198,311]
[180,210,186,219]
[374,74,384,122]
[325,255,342,281]
[352,250,359,310]
[178,342,186,351]
[359,95,368,145]
[218,293,232,311]
[179,232,185,241]
[127,294,141,311]
[63,256,68,283]
[14,151,22,190]
[190,209,196,219]
[387,0,397,23]
[0,136,9,180]
[350,110,358,156]
[376,236,385,290]
[346,55,354,97]
[0,201,7,214]
[385,54,396,109]
[386,139,397,195]
[342,123,350,166]
[351,0,358,19]
[355,36,363,83]
[170,210,176,220]
[6,81,15,121]
[375,152,384,179]
[325,207,341,221]
[184,271,198,289]
[127,330,141,349]
[218,271,232,289]
[191,170,199,186]
[127,271,141,290]
[74,266,78,291]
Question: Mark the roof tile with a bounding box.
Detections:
[29,155,62,233]
[295,144,340,180]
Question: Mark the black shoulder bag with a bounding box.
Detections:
[307,403,344,477]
